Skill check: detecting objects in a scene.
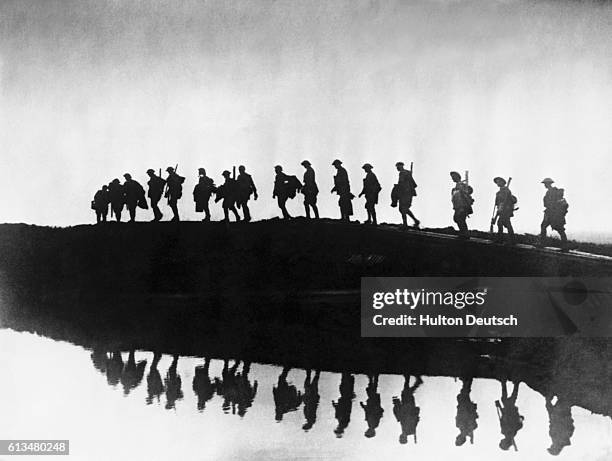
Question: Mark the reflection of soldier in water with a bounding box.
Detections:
[215,359,240,415]
[495,380,524,451]
[455,378,478,446]
[546,396,574,456]
[120,350,147,396]
[302,369,321,431]
[332,373,355,437]
[273,367,302,422]
[90,349,109,374]
[146,352,164,405]
[106,352,124,387]
[235,362,258,417]
[360,374,384,438]
[164,355,184,410]
[192,358,215,411]
[393,374,423,445]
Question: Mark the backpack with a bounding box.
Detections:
[286,175,301,199]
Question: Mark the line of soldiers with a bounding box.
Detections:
[91,351,576,455]
[92,160,570,250]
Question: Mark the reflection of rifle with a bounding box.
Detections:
[495,400,518,452]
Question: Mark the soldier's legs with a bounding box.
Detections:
[406,209,419,227]
[113,205,122,222]
[169,199,179,221]
[203,201,210,221]
[371,208,377,226]
[540,215,550,242]
[96,210,102,223]
[278,197,290,219]
[151,199,162,221]
[242,201,251,221]
[230,205,240,221]
[304,202,311,218]
[223,207,230,222]
[128,204,137,222]
[313,204,319,219]
[454,211,468,237]
[102,206,108,222]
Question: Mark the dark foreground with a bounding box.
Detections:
[1,221,612,421]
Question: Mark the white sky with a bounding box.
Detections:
[1,0,611,237]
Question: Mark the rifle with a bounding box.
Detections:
[232,166,236,180]
[410,161,413,173]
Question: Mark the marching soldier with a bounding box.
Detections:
[392,162,420,229]
[360,374,384,438]
[123,173,147,222]
[193,168,216,222]
[108,178,125,222]
[538,178,569,251]
[393,374,422,445]
[455,378,478,446]
[215,170,240,222]
[165,166,185,222]
[146,169,166,222]
[546,395,574,456]
[495,380,524,451]
[301,160,319,219]
[492,177,516,244]
[92,185,110,223]
[272,165,301,219]
[450,171,474,239]
[236,165,258,222]
[331,159,354,222]
[358,163,381,225]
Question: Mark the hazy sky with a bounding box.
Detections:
[1,0,611,236]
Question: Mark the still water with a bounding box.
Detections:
[1,329,611,461]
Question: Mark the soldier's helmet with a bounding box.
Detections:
[123,173,132,180]
[450,171,462,182]
[493,177,506,186]
[222,170,231,177]
[102,185,108,190]
[198,167,206,175]
[238,165,246,172]
[541,177,554,184]
[395,161,404,168]
[362,163,373,170]
[332,159,342,166]
[166,167,175,173]
[274,165,283,172]
[301,160,311,167]
[146,169,155,175]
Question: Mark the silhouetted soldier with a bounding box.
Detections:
[359,164,381,225]
[273,366,302,421]
[538,178,569,251]
[108,179,124,222]
[215,359,240,415]
[302,369,321,431]
[165,167,185,222]
[235,362,258,417]
[360,374,384,438]
[272,165,301,219]
[146,169,166,222]
[215,170,240,222]
[146,352,164,405]
[106,351,124,386]
[546,395,574,456]
[301,160,319,219]
[123,173,147,222]
[455,378,478,446]
[495,380,524,451]
[92,185,110,223]
[332,372,355,437]
[393,374,423,445]
[331,159,354,222]
[164,354,184,410]
[192,358,215,411]
[236,166,258,222]
[193,168,216,222]
[450,171,474,239]
[492,177,516,245]
[120,350,147,396]
[392,162,420,229]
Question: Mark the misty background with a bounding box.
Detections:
[1,0,611,240]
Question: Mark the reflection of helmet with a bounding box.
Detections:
[455,434,467,446]
[146,168,155,175]
[222,170,231,177]
[332,159,342,166]
[547,445,563,456]
[399,434,408,445]
[395,161,404,168]
[493,176,506,186]
[362,163,373,170]
[541,177,554,184]
[364,428,376,438]
[499,438,513,451]
[450,171,462,182]
[301,160,311,167]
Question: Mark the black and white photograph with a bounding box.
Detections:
[1,0,612,459]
